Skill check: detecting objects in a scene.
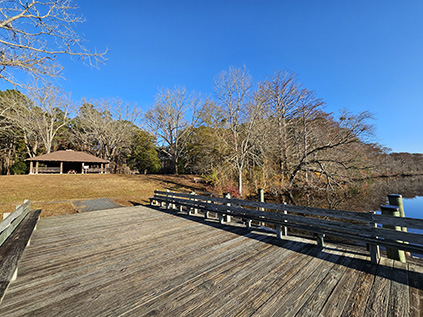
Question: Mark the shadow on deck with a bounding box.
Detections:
[149,204,423,290]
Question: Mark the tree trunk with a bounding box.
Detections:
[175,157,179,175]
[238,168,243,196]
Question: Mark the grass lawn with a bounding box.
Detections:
[0,174,208,218]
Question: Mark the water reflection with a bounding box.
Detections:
[295,175,423,214]
[402,196,423,221]
[360,175,423,213]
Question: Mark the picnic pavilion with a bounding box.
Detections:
[25,150,109,174]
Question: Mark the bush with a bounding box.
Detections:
[11,161,28,175]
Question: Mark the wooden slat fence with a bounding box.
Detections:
[151,190,423,263]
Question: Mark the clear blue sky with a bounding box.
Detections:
[2,1,423,153]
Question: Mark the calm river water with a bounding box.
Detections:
[402,196,423,234]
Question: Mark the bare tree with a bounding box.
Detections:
[144,87,202,174]
[1,89,37,157]
[214,66,263,195]
[0,0,106,86]
[28,83,71,153]
[0,84,71,156]
[72,98,138,173]
[258,71,304,189]
[286,109,374,205]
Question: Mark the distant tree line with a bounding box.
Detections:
[1,67,422,205]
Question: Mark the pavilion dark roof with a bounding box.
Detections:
[25,150,109,163]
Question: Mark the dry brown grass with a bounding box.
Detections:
[0,174,208,218]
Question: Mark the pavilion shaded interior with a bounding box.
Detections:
[25,150,109,174]
[34,162,105,174]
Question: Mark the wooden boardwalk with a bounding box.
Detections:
[0,206,422,316]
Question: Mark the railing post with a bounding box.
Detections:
[282,202,288,236]
[380,205,406,263]
[275,203,288,240]
[191,191,198,215]
[368,211,380,264]
[166,189,170,209]
[223,193,231,223]
[245,219,252,230]
[205,199,211,219]
[315,233,325,248]
[258,189,264,226]
[275,224,282,239]
[388,194,410,256]
[189,191,196,215]
[218,213,224,224]
[387,194,407,233]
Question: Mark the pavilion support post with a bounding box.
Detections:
[35,162,39,174]
[29,161,33,174]
[60,162,63,174]
[81,163,84,174]
[101,163,104,174]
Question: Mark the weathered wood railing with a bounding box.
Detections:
[0,200,32,248]
[0,201,41,304]
[150,190,423,264]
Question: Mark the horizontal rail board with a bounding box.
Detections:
[371,213,423,230]
[155,195,373,236]
[0,201,31,248]
[155,192,423,230]
[154,195,423,254]
[154,191,371,223]
[0,209,41,304]
[0,206,24,233]
[156,196,423,245]
[153,192,423,253]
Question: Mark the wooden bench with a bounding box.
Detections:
[150,190,423,264]
[0,201,41,304]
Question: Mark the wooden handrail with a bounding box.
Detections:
[154,190,423,231]
[151,191,423,262]
[0,200,31,248]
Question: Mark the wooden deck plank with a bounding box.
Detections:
[123,239,284,316]
[294,252,355,316]
[0,205,420,316]
[319,252,369,316]
[249,248,342,316]
[161,241,315,316]
[201,243,321,316]
[269,250,346,316]
[1,226,250,314]
[363,257,394,316]
[17,234,272,316]
[408,262,423,317]
[387,260,409,316]
[6,224,224,298]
